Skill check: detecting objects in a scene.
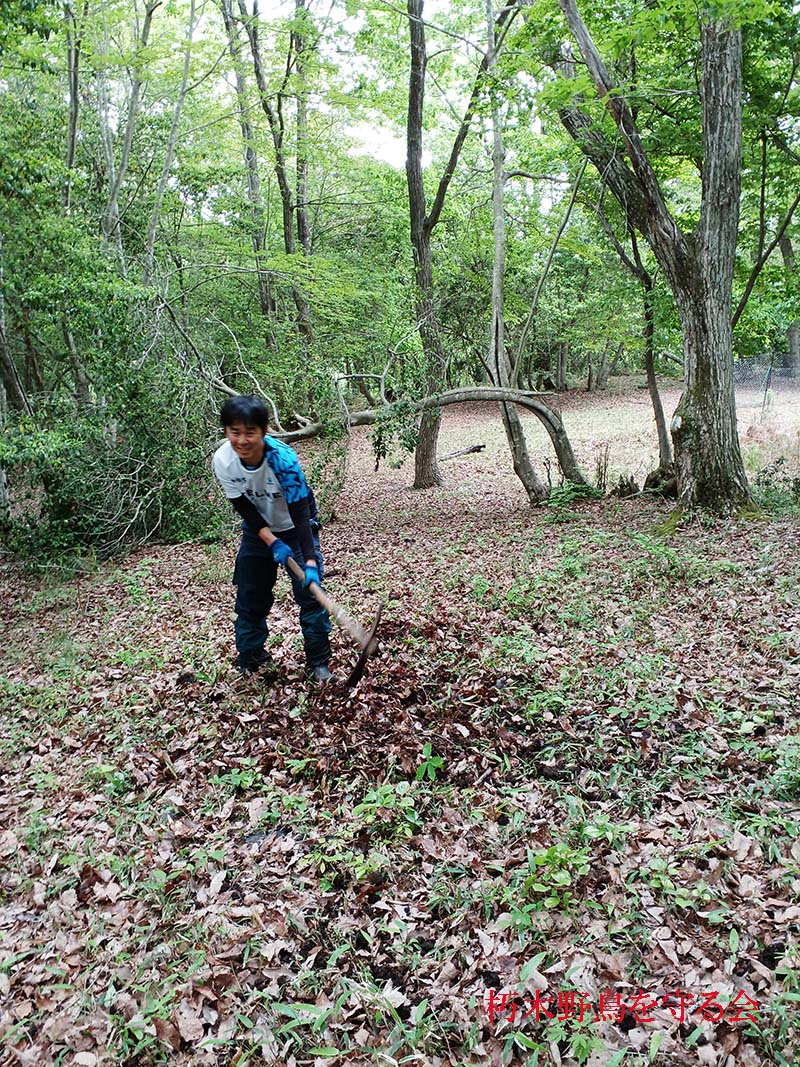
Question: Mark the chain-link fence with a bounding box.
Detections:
[733,358,800,388]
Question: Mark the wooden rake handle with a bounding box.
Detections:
[284,556,375,652]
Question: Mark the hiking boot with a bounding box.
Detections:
[310,664,335,684]
[236,649,274,675]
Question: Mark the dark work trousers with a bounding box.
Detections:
[233,528,331,669]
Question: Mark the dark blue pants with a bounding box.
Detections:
[233,529,331,669]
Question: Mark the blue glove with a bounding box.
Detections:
[270,539,293,566]
[303,564,320,589]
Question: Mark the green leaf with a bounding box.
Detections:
[520,954,547,982]
[729,927,740,954]
[327,943,350,966]
[686,1025,705,1047]
[606,1051,628,1067]
[649,1031,665,1062]
[705,907,729,924]
[511,1031,541,1050]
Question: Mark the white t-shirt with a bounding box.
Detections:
[212,440,294,532]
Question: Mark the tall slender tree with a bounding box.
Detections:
[404,0,522,489]
[143,0,196,285]
[237,0,314,339]
[100,0,162,266]
[218,0,273,318]
[486,0,547,503]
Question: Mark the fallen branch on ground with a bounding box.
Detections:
[439,444,486,460]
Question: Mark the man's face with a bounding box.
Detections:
[225,421,265,465]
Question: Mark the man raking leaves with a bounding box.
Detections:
[213,395,334,681]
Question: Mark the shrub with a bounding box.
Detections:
[0,395,218,566]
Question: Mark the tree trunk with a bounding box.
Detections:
[487,0,546,504]
[670,284,748,507]
[95,21,117,229]
[788,324,800,377]
[291,0,314,341]
[511,159,586,383]
[501,404,550,499]
[779,236,800,376]
[238,0,314,340]
[608,341,624,379]
[595,342,613,389]
[101,0,160,267]
[21,315,45,393]
[63,0,89,213]
[592,204,670,460]
[218,0,272,317]
[0,321,30,416]
[406,0,442,488]
[0,441,8,525]
[642,278,673,469]
[238,0,294,252]
[0,375,9,523]
[294,0,312,257]
[555,1,751,510]
[670,22,748,509]
[143,0,195,285]
[556,340,568,390]
[0,238,31,414]
[62,318,91,404]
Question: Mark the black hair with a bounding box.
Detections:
[220,395,269,430]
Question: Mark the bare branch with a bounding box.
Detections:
[510,158,587,383]
[733,188,800,327]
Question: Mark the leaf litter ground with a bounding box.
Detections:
[1,382,799,1067]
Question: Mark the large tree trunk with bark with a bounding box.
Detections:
[669,22,748,508]
[555,1,751,510]
[670,281,749,506]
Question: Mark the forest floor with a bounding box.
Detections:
[1,377,799,1067]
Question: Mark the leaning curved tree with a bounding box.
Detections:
[546,0,757,511]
